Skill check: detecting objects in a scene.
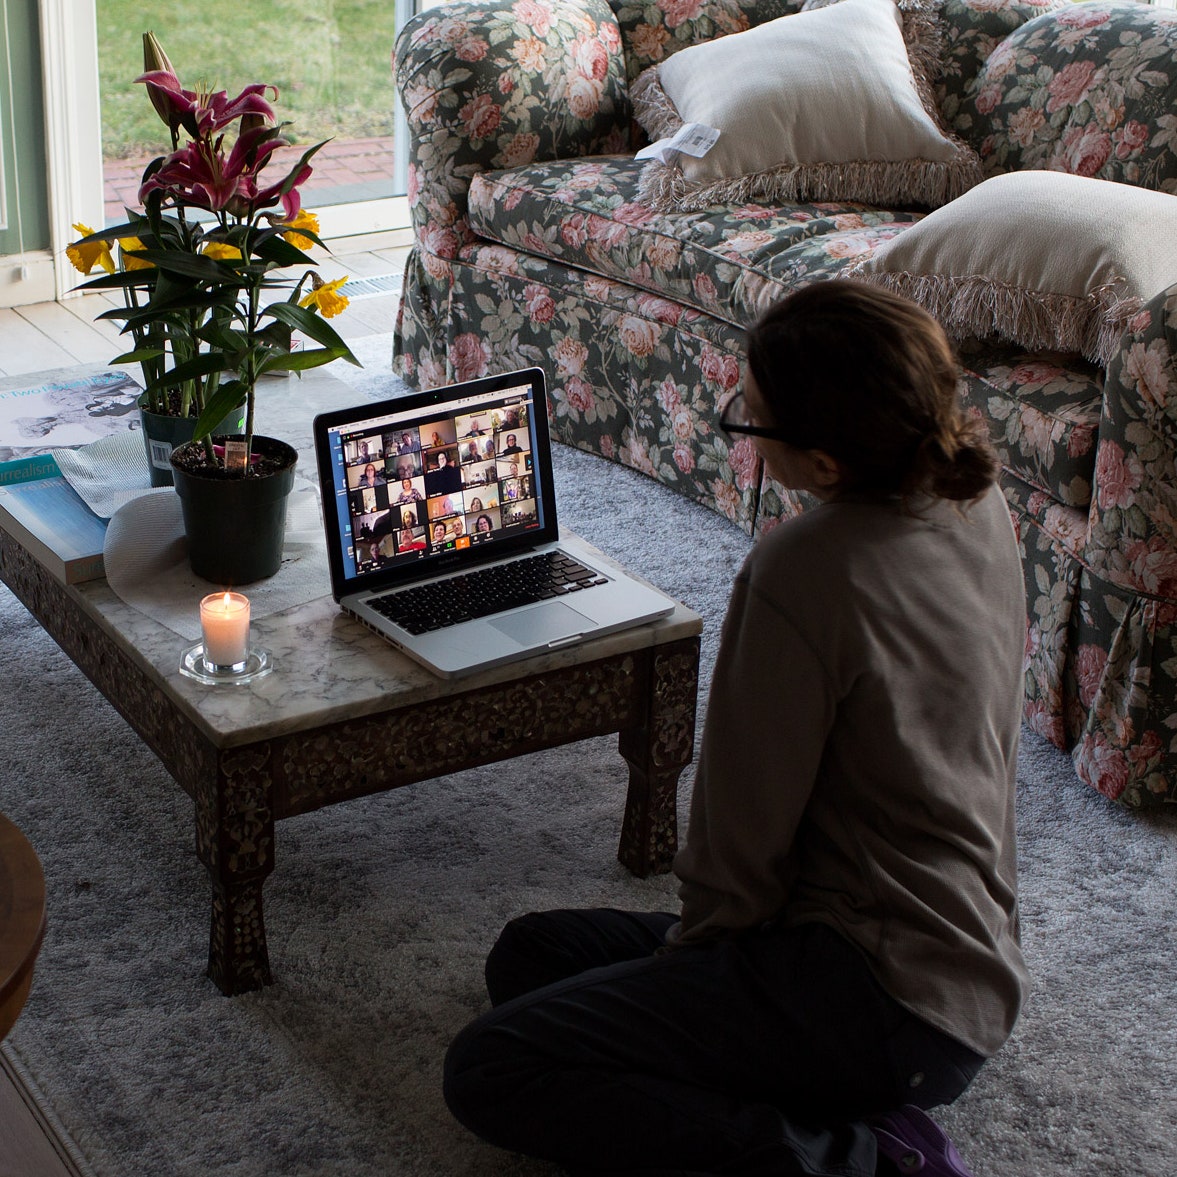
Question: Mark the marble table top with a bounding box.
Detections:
[64,370,702,748]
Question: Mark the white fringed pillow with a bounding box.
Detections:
[631,0,981,213]
[850,171,1177,366]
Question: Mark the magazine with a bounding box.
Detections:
[0,366,142,466]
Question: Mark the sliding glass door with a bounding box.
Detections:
[94,0,415,236]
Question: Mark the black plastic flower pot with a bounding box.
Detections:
[139,393,247,488]
[170,436,298,584]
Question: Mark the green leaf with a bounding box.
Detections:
[277,140,328,197]
[77,270,157,294]
[258,346,347,375]
[132,249,239,282]
[72,221,141,244]
[265,301,360,364]
[110,346,165,364]
[198,320,249,353]
[142,350,231,397]
[252,234,315,267]
[194,381,249,440]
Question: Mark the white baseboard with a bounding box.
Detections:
[0,253,57,308]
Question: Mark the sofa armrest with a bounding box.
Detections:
[395,0,632,250]
[1085,281,1177,599]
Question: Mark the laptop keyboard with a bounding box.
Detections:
[366,551,609,635]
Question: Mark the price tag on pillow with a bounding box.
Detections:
[635,122,721,164]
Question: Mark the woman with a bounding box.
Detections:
[474,513,493,534]
[442,281,1029,1177]
[395,477,422,505]
[359,462,386,488]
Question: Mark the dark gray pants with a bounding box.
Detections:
[444,910,984,1176]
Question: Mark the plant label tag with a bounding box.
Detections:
[223,439,249,473]
[634,123,721,164]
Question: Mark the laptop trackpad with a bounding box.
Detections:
[491,601,597,647]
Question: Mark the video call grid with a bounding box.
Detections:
[340,400,539,571]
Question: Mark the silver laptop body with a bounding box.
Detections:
[313,367,675,677]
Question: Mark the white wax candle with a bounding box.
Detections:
[200,591,250,668]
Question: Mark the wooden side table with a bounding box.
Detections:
[0,812,46,1041]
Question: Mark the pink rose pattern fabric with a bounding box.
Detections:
[956,341,1102,509]
[466,156,922,326]
[395,0,632,250]
[935,0,1072,136]
[393,0,1177,805]
[957,1,1177,190]
[608,0,802,83]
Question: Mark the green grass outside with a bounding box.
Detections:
[97,0,399,160]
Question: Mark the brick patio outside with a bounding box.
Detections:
[103,135,397,226]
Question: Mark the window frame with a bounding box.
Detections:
[41,0,412,301]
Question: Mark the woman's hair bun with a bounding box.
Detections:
[910,414,999,503]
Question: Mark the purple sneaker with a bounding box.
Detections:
[869,1106,974,1176]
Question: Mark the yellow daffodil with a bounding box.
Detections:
[202,241,243,261]
[66,223,115,275]
[300,275,349,319]
[119,237,155,271]
[281,209,320,251]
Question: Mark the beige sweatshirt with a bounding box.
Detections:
[672,485,1029,1057]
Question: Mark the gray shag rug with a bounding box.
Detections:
[1,336,1174,1177]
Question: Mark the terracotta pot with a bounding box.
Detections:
[138,394,246,488]
[170,436,298,584]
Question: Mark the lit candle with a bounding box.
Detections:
[200,591,250,669]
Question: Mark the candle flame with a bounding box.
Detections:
[223,592,231,607]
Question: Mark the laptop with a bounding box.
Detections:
[313,367,676,677]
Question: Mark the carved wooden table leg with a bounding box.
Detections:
[617,637,701,877]
[195,746,277,995]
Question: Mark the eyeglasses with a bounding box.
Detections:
[719,391,796,442]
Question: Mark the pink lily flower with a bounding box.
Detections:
[136,71,277,140]
[135,69,204,138]
[139,122,311,219]
[201,83,278,134]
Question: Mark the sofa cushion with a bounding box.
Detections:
[936,0,1071,140]
[852,171,1177,366]
[629,0,982,211]
[963,1,1177,191]
[960,343,1103,508]
[467,154,924,324]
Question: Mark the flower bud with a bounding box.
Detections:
[142,31,174,76]
[142,32,180,130]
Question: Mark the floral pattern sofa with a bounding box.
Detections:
[392,0,1177,808]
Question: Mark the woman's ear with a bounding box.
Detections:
[808,449,845,493]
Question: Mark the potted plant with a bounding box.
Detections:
[67,32,358,581]
[67,219,251,488]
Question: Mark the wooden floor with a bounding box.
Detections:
[0,228,411,1176]
[0,229,412,377]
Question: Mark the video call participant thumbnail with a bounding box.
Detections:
[425,449,462,495]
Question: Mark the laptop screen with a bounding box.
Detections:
[314,368,558,596]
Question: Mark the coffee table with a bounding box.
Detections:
[0,370,702,995]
